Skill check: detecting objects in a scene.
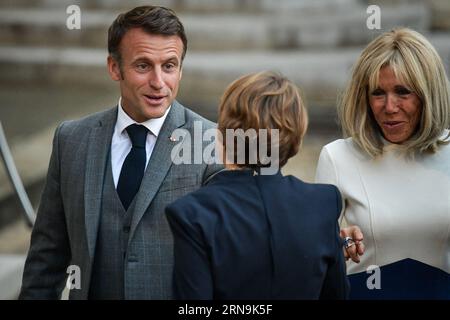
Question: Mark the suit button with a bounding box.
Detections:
[123,226,130,233]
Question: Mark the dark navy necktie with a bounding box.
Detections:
[117,124,148,210]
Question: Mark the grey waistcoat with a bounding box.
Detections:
[88,156,135,299]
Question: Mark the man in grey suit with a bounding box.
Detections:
[19,6,221,299]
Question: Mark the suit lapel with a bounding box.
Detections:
[129,101,186,242]
[84,107,117,259]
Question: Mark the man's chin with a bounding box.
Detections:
[142,105,170,120]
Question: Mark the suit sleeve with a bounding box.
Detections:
[319,186,350,300]
[166,201,214,300]
[19,123,71,299]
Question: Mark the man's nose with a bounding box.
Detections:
[149,68,164,90]
[385,94,399,113]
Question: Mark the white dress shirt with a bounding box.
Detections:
[111,98,171,187]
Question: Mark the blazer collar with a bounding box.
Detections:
[84,107,118,259]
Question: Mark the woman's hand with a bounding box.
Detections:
[340,226,365,263]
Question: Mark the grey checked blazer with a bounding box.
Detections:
[19,101,222,299]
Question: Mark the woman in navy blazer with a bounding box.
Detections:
[166,71,349,299]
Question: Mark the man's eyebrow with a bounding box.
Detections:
[163,56,180,64]
[130,57,151,65]
[131,56,180,64]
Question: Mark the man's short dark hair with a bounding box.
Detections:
[108,6,188,65]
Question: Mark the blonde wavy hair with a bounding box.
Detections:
[218,71,308,169]
[339,27,450,157]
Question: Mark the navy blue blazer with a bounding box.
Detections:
[166,169,349,300]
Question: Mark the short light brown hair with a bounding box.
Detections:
[339,27,450,157]
[218,71,308,170]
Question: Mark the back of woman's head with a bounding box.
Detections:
[340,27,450,157]
[218,71,308,170]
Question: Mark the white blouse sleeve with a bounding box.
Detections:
[315,146,338,186]
[315,146,347,225]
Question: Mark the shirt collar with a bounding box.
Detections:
[116,97,171,137]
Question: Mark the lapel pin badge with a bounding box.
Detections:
[169,136,179,142]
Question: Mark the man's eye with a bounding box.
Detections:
[136,64,148,71]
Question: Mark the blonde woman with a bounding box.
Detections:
[167,72,349,299]
[316,28,450,299]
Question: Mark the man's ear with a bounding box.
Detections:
[179,67,183,80]
[107,55,122,81]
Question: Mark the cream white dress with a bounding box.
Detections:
[315,130,450,299]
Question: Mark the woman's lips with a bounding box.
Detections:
[143,94,166,106]
[382,121,405,130]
